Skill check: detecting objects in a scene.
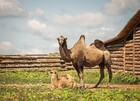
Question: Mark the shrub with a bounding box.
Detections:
[112,72,140,84]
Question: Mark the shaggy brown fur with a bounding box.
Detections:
[49,71,77,88]
[57,35,112,87]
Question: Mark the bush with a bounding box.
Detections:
[112,72,140,84]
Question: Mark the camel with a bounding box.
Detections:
[49,70,77,88]
[57,35,112,87]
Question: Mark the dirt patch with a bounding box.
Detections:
[0,84,51,88]
[0,84,140,90]
[85,84,140,91]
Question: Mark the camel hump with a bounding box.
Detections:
[79,35,85,41]
[94,39,105,50]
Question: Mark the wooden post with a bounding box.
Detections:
[133,29,136,74]
[123,39,126,72]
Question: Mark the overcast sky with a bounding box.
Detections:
[0,0,140,54]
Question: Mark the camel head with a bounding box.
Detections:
[57,36,67,46]
[49,70,58,77]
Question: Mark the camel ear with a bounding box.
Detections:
[57,38,59,40]
[65,38,67,40]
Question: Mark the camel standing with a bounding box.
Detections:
[57,35,112,87]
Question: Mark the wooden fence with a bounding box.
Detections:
[0,54,139,75]
[0,54,65,68]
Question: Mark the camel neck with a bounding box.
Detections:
[51,75,59,87]
[59,43,72,62]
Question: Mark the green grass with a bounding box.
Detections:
[0,69,140,101]
[0,70,139,84]
[0,72,50,84]
[0,86,139,101]
[112,72,140,84]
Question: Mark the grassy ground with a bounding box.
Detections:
[0,69,140,101]
[0,86,140,101]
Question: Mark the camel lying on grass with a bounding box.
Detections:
[49,71,77,89]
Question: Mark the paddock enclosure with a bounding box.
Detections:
[0,10,140,76]
[0,54,65,68]
[105,10,140,75]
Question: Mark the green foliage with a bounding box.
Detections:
[112,72,140,84]
[0,70,139,84]
[0,72,51,84]
[0,86,140,101]
[0,70,140,101]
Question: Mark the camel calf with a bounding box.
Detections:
[59,74,77,89]
[49,71,77,89]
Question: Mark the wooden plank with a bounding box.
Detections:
[135,51,140,54]
[112,61,123,66]
[110,51,123,54]
[134,44,140,48]
[125,61,133,64]
[134,48,140,51]
[125,57,133,60]
[134,64,140,68]
[111,65,124,70]
[0,59,64,64]
[111,58,123,62]
[134,68,140,71]
[125,53,133,56]
[134,58,140,61]
[123,38,127,72]
[0,55,61,59]
[126,40,133,44]
[125,64,133,67]
[135,32,140,35]
[107,43,124,47]
[111,54,123,57]
[125,67,133,71]
[134,40,140,43]
[134,61,140,65]
[108,47,123,51]
[0,63,66,68]
[125,48,133,51]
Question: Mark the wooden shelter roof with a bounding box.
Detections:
[104,9,140,45]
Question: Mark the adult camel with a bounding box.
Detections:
[57,35,112,87]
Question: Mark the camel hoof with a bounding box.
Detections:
[94,85,98,88]
[79,84,85,89]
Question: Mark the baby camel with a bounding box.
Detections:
[49,71,77,89]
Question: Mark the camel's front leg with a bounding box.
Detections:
[74,63,84,87]
[79,68,84,87]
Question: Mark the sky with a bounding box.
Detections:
[0,0,140,54]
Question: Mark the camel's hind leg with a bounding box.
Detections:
[106,64,112,84]
[94,64,104,88]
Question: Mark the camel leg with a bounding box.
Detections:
[73,63,84,87]
[94,64,104,88]
[79,66,84,87]
[106,64,112,85]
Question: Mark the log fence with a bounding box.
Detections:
[0,53,139,75]
[0,54,65,68]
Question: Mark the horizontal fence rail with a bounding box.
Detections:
[0,54,139,75]
[0,54,65,68]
